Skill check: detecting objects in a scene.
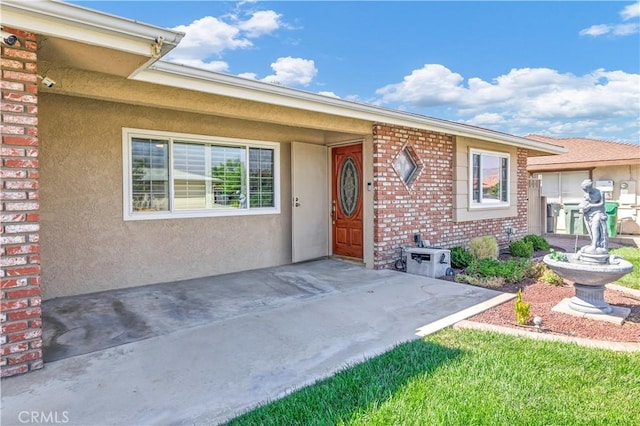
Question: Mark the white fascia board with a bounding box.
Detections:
[136,61,567,155]
[0,0,184,57]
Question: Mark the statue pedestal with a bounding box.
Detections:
[568,284,612,314]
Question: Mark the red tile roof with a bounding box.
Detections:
[526,135,640,171]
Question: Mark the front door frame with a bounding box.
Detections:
[330,141,364,260]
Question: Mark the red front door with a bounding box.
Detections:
[332,144,363,259]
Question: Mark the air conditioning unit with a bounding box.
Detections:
[405,248,451,278]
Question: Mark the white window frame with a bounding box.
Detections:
[469,148,510,209]
[122,128,280,221]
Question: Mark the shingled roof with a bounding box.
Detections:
[526,135,640,171]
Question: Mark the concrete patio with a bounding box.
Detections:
[1,259,507,425]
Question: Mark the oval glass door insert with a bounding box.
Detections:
[339,157,359,217]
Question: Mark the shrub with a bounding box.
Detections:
[464,258,533,283]
[469,236,498,260]
[450,246,473,269]
[540,268,565,286]
[522,234,550,251]
[515,289,530,325]
[509,239,534,258]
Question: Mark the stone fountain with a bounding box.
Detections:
[544,179,634,318]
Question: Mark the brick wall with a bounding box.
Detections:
[372,123,528,269]
[1,28,43,377]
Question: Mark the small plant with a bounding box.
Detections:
[548,249,568,262]
[522,234,550,251]
[509,239,534,258]
[451,246,474,269]
[515,288,530,325]
[540,268,565,286]
[469,235,498,260]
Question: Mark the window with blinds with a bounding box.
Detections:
[123,129,279,220]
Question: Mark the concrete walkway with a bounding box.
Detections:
[1,259,505,426]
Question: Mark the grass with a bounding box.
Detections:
[226,328,640,425]
[610,246,640,289]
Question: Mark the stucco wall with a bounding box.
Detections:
[593,165,640,234]
[38,94,328,299]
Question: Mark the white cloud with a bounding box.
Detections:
[171,16,252,58]
[579,23,640,37]
[579,24,613,37]
[238,10,282,38]
[621,2,640,20]
[375,64,640,142]
[318,91,340,98]
[261,57,317,86]
[167,4,286,72]
[612,22,640,35]
[579,1,640,37]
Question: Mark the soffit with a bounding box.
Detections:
[38,36,151,78]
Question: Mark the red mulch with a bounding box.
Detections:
[455,248,640,343]
[468,280,640,343]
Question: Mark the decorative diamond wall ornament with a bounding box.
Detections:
[393,144,422,187]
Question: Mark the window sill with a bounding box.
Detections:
[124,207,280,221]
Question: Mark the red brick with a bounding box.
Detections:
[0,58,23,70]
[0,81,24,91]
[1,342,28,356]
[7,328,42,343]
[3,135,38,146]
[5,287,40,299]
[0,299,29,311]
[4,47,37,62]
[7,307,41,321]
[5,202,39,211]
[3,92,36,103]
[1,364,28,377]
[0,192,27,201]
[1,321,28,334]
[2,70,37,82]
[4,266,40,277]
[0,169,27,178]
[4,181,39,190]
[0,146,25,156]
[0,124,25,134]
[3,159,38,168]
[7,349,41,365]
[0,278,28,289]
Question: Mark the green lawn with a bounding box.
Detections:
[611,246,640,289]
[226,328,640,425]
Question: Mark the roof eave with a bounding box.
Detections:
[137,61,566,155]
[1,0,184,62]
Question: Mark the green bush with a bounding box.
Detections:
[469,235,498,260]
[522,234,550,251]
[540,268,565,286]
[451,246,473,269]
[464,258,533,283]
[509,239,534,258]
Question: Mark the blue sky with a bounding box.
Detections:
[72,1,640,144]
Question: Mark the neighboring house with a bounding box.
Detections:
[0,0,563,377]
[526,135,640,236]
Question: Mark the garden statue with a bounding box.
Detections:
[579,179,608,254]
[543,180,633,316]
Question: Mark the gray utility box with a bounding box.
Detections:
[405,248,451,278]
